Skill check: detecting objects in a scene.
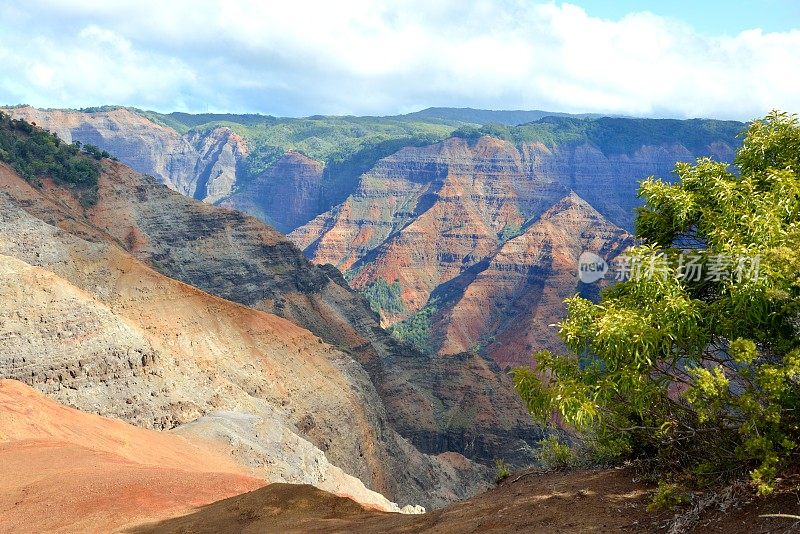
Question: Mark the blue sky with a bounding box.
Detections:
[579,0,800,34]
[0,1,798,119]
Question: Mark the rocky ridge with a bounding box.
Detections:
[432,192,633,367]
[0,198,440,506]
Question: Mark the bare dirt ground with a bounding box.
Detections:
[0,380,265,534]
[131,468,663,533]
[689,478,800,533]
[131,467,800,534]
[3,380,797,533]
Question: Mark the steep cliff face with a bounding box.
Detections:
[290,135,736,361]
[221,151,325,233]
[2,106,247,201]
[290,137,533,276]
[187,126,249,202]
[38,158,539,472]
[0,164,456,507]
[432,193,633,367]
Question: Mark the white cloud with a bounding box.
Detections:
[0,0,798,119]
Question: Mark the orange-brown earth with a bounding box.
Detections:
[130,468,664,533]
[0,231,416,512]
[289,135,734,363]
[0,379,265,534]
[433,192,632,367]
[4,384,786,534]
[130,467,800,534]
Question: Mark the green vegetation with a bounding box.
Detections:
[494,458,511,483]
[360,278,405,315]
[136,111,456,179]
[124,108,742,193]
[498,223,523,242]
[513,111,800,496]
[453,116,743,154]
[0,112,101,204]
[647,482,691,512]
[536,435,575,470]
[390,300,438,353]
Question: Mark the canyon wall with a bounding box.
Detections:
[290,135,736,363]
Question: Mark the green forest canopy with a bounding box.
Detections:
[0,112,104,204]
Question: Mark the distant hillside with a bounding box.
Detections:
[288,121,743,364]
[452,115,745,153]
[399,106,605,125]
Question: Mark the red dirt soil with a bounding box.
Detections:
[131,468,663,533]
[0,380,265,533]
[130,468,800,534]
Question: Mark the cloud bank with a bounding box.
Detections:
[0,0,798,119]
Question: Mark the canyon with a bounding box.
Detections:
[289,132,737,363]
[0,108,767,532]
[2,106,742,365]
[0,120,544,512]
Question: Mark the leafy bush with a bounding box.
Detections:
[360,278,405,315]
[498,223,523,242]
[0,112,100,202]
[390,300,438,353]
[494,458,511,483]
[536,435,575,470]
[513,111,800,495]
[647,482,691,512]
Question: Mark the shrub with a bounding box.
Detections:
[513,111,800,495]
[536,435,575,470]
[360,278,405,315]
[647,482,691,512]
[390,300,438,353]
[494,458,511,483]
[498,223,523,242]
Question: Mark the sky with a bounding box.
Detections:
[0,0,799,120]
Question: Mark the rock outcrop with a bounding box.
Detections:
[187,126,249,202]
